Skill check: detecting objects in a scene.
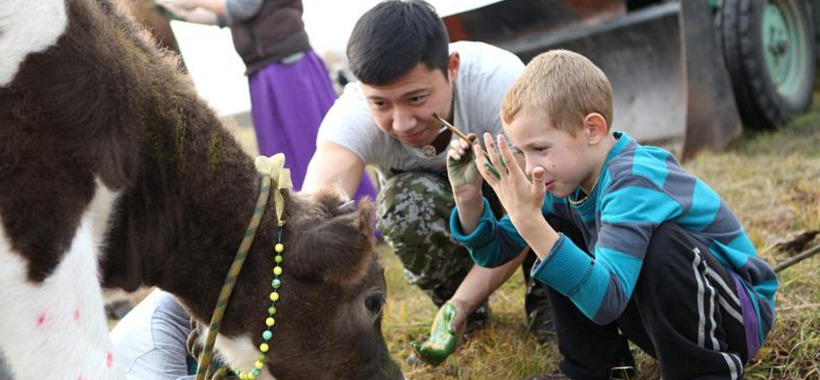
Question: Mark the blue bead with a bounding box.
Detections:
[252,369,261,376]
[271,279,281,289]
[263,330,272,340]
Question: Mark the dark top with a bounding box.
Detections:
[228,0,311,75]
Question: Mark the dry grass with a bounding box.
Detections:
[379,98,820,379]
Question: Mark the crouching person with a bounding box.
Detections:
[445,49,778,380]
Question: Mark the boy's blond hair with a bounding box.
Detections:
[501,49,613,135]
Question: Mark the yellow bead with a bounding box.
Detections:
[255,360,264,370]
[266,317,275,327]
[270,292,280,302]
[239,374,248,380]
[274,243,284,253]
[273,266,283,276]
[260,343,269,352]
[247,373,256,380]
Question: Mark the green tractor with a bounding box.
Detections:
[442,0,817,158]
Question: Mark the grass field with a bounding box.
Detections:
[202,95,820,379]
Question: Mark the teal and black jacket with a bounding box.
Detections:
[450,131,778,347]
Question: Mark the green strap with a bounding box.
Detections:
[195,154,292,380]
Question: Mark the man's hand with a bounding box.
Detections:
[447,135,487,234]
[410,302,459,366]
[447,135,483,196]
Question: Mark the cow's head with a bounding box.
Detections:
[278,191,403,379]
[200,190,404,380]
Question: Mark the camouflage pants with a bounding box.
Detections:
[376,172,475,306]
[377,171,558,338]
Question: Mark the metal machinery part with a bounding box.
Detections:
[443,0,817,158]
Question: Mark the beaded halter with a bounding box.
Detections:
[193,154,292,380]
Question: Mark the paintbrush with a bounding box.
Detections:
[432,113,501,179]
[433,113,473,143]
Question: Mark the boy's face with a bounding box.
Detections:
[360,54,459,148]
[504,108,593,198]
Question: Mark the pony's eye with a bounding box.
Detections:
[364,292,385,319]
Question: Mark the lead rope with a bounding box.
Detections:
[192,154,292,380]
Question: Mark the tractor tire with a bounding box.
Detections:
[720,0,816,130]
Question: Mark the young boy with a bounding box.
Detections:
[446,50,778,380]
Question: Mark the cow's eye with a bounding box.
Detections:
[364,292,385,319]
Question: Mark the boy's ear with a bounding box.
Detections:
[583,113,609,144]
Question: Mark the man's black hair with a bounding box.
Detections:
[347,0,450,86]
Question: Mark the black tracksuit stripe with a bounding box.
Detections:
[548,222,751,380]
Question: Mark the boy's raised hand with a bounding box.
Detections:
[475,133,546,225]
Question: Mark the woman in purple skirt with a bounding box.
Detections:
[160,0,376,198]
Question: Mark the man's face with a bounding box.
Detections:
[505,108,591,198]
[360,55,458,147]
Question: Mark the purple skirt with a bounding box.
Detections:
[248,50,376,201]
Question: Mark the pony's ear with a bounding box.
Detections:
[287,199,377,285]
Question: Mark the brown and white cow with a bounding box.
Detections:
[0,0,404,379]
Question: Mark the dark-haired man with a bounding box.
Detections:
[303,0,553,363]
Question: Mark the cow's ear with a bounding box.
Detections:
[287,199,376,284]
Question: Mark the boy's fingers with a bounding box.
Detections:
[483,133,505,178]
[473,141,486,166]
[475,161,496,185]
[473,142,497,184]
[496,135,520,177]
[474,140,483,157]
[531,167,542,188]
[531,167,547,196]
